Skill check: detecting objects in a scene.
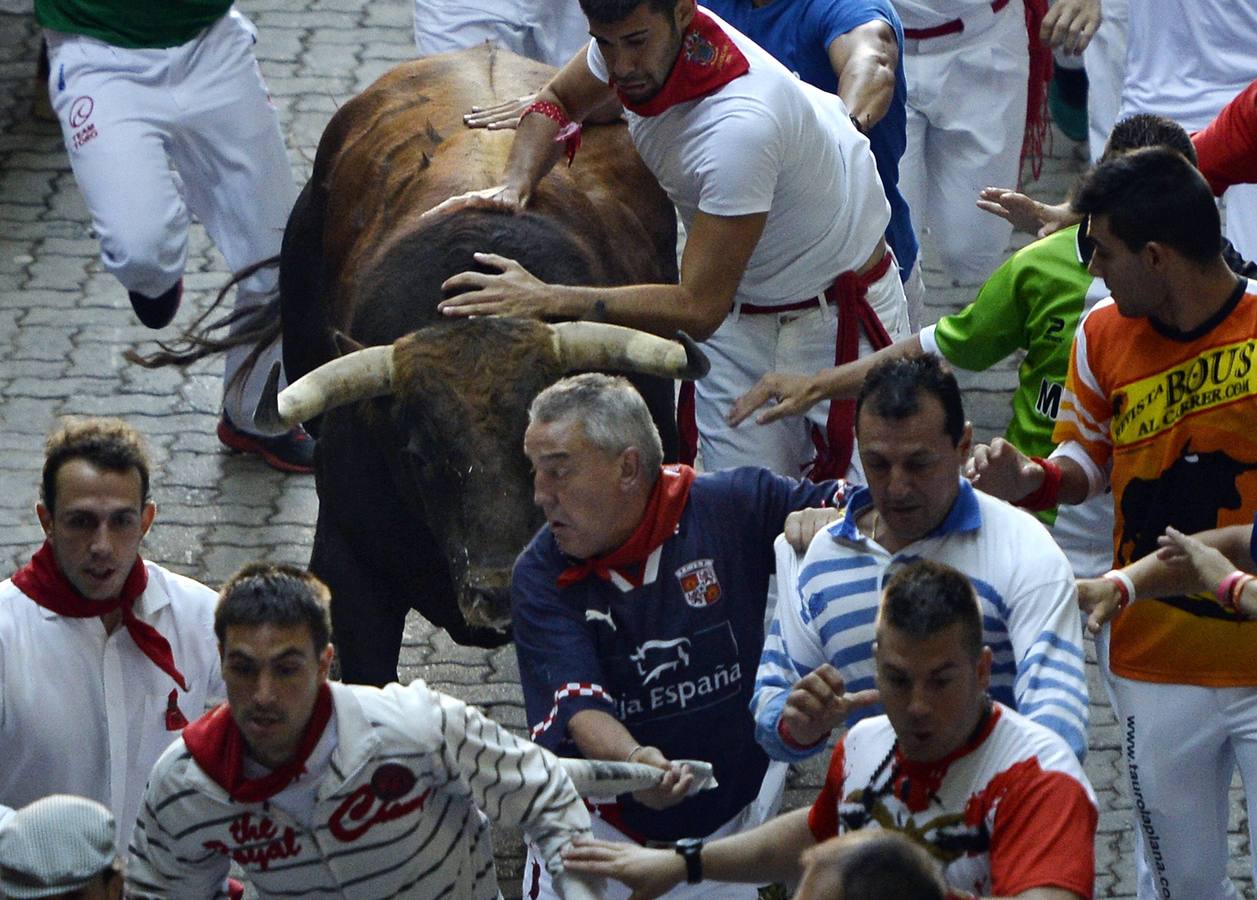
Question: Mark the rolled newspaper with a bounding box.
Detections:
[559,758,718,799]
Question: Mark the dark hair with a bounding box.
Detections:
[820,832,946,899]
[1072,147,1221,263]
[855,354,965,446]
[1101,114,1197,166]
[579,0,678,25]
[215,562,333,654]
[41,417,151,513]
[878,560,982,659]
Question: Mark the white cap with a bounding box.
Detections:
[0,795,117,898]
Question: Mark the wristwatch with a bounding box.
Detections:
[674,837,703,884]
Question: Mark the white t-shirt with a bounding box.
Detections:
[587,7,889,308]
[1121,0,1257,131]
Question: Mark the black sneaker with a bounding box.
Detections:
[217,413,315,474]
[128,278,183,329]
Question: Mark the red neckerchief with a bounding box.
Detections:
[892,703,1001,813]
[12,541,187,691]
[615,10,749,117]
[557,465,696,589]
[184,683,334,804]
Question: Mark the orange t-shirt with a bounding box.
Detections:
[1054,282,1257,686]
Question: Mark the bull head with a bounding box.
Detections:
[253,321,708,432]
[254,320,707,632]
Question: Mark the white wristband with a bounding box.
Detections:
[1102,568,1136,608]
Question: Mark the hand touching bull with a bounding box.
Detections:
[438,252,571,320]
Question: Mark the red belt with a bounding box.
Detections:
[737,251,894,316]
[903,0,1010,40]
[675,251,896,482]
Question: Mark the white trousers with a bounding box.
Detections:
[899,0,1027,284]
[1082,0,1127,163]
[413,0,590,68]
[695,262,909,478]
[1096,628,1257,899]
[45,10,297,431]
[523,762,788,899]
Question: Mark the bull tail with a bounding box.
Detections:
[124,257,283,394]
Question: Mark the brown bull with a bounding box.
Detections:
[261,46,693,685]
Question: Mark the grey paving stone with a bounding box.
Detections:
[1,6,1250,898]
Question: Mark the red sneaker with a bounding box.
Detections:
[217,414,315,474]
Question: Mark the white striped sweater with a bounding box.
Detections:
[753,482,1090,763]
[126,680,592,898]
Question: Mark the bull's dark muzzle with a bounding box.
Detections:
[458,567,513,631]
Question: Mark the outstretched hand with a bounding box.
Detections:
[420,184,525,223]
[784,507,842,553]
[728,372,826,426]
[1156,526,1238,596]
[463,94,537,130]
[1076,577,1124,635]
[975,188,1078,237]
[562,838,683,900]
[1039,0,1101,55]
[437,252,561,320]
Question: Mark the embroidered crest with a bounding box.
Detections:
[682,31,717,66]
[675,559,721,607]
[371,763,417,801]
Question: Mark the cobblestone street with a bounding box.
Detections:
[0,1,1251,895]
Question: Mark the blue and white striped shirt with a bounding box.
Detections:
[752,480,1088,762]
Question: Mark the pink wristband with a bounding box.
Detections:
[1218,571,1253,616]
[1217,570,1246,610]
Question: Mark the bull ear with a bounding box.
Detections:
[332,330,366,356]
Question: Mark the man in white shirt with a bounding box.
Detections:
[126,562,600,897]
[437,0,908,480]
[0,417,223,851]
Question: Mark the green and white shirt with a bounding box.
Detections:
[920,225,1113,576]
[36,0,232,49]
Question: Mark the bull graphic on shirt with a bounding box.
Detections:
[838,793,990,863]
[630,638,692,685]
[1118,441,1257,618]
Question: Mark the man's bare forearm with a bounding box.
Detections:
[815,333,925,400]
[547,282,727,340]
[837,45,895,129]
[701,808,815,885]
[828,21,898,131]
[569,709,641,762]
[501,100,568,202]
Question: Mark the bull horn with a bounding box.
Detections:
[550,322,710,380]
[252,346,394,431]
